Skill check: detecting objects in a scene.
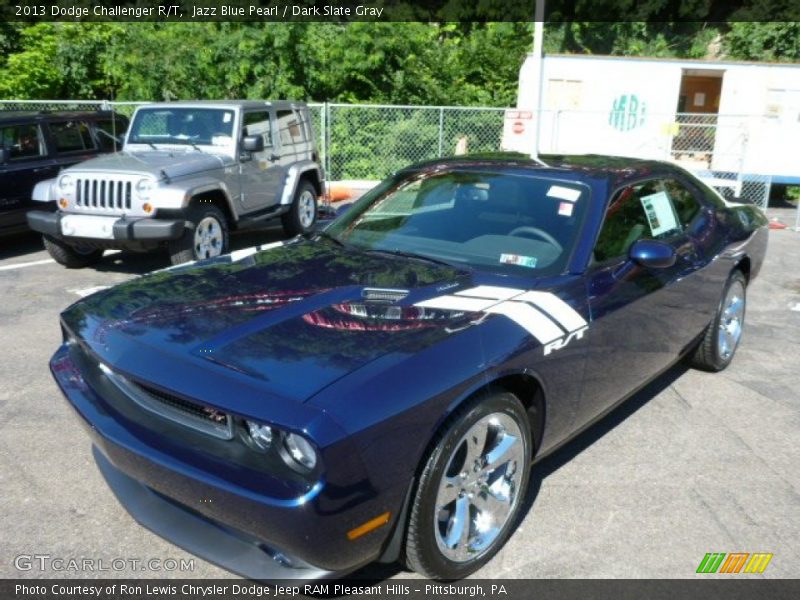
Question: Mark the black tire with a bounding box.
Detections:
[167,204,228,266]
[281,181,317,236]
[405,391,532,580]
[43,235,104,269]
[690,270,747,372]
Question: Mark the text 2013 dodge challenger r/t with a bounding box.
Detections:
[49,154,767,580]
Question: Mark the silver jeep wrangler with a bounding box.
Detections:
[28,100,324,267]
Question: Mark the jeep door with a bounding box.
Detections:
[578,177,708,425]
[238,109,282,212]
[0,122,55,233]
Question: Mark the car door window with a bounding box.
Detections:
[50,120,96,153]
[1,124,45,160]
[594,179,688,263]
[94,116,128,151]
[276,109,303,148]
[243,111,273,148]
[663,178,701,228]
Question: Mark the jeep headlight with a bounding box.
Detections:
[135,178,155,201]
[244,420,318,472]
[58,174,75,194]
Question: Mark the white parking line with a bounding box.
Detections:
[68,286,110,298]
[0,258,55,271]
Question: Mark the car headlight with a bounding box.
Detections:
[283,433,317,470]
[246,421,274,451]
[58,174,75,193]
[244,419,318,472]
[135,178,155,200]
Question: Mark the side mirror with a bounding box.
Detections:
[629,239,676,269]
[0,146,9,164]
[242,135,264,153]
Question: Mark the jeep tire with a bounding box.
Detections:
[168,204,228,265]
[281,181,317,236]
[43,235,104,269]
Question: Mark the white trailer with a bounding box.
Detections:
[503,53,800,189]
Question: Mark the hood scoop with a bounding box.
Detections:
[361,288,409,303]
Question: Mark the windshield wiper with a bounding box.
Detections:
[367,248,469,270]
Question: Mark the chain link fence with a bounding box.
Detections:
[1,99,773,208]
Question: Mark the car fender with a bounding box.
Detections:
[32,178,58,203]
[279,161,324,205]
[159,177,238,219]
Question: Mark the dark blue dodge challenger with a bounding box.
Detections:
[50,154,767,580]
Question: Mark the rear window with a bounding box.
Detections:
[50,121,96,153]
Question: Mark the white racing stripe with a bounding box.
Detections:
[415,285,588,345]
[415,295,498,312]
[486,302,564,343]
[516,291,588,332]
[455,285,524,301]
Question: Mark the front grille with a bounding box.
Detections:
[76,178,132,211]
[99,363,233,439]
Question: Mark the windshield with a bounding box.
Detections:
[326,169,590,276]
[127,107,235,149]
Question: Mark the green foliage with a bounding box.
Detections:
[723,22,800,62]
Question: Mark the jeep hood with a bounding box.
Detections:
[61,239,487,409]
[64,149,234,180]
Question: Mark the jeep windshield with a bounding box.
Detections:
[127,107,235,149]
[325,169,590,277]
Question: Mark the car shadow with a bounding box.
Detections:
[0,231,45,260]
[339,361,690,584]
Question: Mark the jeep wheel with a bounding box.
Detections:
[281,181,317,236]
[168,205,228,265]
[43,235,104,269]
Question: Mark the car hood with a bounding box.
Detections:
[61,239,493,409]
[63,149,233,179]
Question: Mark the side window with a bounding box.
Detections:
[594,179,689,263]
[276,109,303,147]
[94,116,128,151]
[50,120,96,153]
[243,111,272,148]
[663,178,701,227]
[0,124,45,160]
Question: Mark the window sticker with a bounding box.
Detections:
[500,253,538,268]
[640,191,679,237]
[547,185,581,202]
[223,113,232,123]
[558,201,574,217]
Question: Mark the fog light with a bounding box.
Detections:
[58,198,68,209]
[142,202,153,214]
[284,433,317,470]
[246,421,273,450]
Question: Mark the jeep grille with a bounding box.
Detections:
[75,178,133,211]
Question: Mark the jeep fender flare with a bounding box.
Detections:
[279,161,324,206]
[172,178,239,220]
[32,178,58,203]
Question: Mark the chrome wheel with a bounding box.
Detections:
[193,216,223,259]
[298,190,316,229]
[718,279,745,360]
[434,413,525,563]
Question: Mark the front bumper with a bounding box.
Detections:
[27,210,185,243]
[50,345,406,578]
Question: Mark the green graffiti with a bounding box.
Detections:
[609,94,647,132]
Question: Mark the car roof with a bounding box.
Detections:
[0,110,122,124]
[405,152,681,190]
[132,100,308,111]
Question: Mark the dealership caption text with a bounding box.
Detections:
[16,583,507,597]
[14,4,385,19]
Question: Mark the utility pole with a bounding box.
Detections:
[529,0,545,158]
